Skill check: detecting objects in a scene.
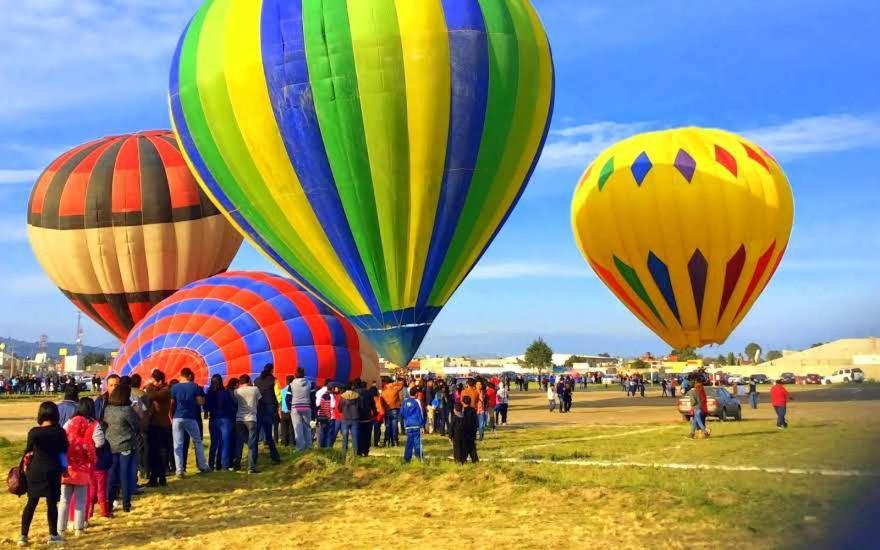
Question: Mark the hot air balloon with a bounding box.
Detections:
[111,272,380,387]
[168,0,555,366]
[571,128,794,348]
[27,131,243,341]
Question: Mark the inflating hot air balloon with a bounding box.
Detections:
[571,128,794,348]
[27,131,243,341]
[168,0,554,366]
[111,272,380,387]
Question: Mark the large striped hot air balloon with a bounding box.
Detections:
[26,131,243,340]
[168,0,555,366]
[571,128,794,349]
[111,272,380,387]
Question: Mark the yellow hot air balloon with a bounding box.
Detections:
[571,127,794,348]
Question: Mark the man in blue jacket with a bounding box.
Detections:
[401,387,424,463]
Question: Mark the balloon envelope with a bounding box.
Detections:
[112,271,380,387]
[27,131,243,340]
[168,0,555,365]
[571,128,794,348]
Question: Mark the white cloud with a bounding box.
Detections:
[540,113,880,170]
[0,169,41,185]
[470,261,592,280]
[741,114,880,158]
[0,0,201,121]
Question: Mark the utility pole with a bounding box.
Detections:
[75,312,84,371]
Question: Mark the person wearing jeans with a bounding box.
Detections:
[288,369,314,452]
[748,380,759,409]
[103,386,140,513]
[381,379,404,447]
[233,374,261,472]
[339,387,360,455]
[144,370,172,487]
[770,379,791,429]
[170,368,209,477]
[254,364,282,464]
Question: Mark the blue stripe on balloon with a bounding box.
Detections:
[259,0,382,318]
[124,333,224,380]
[647,251,681,324]
[458,46,556,295]
[168,23,332,312]
[333,346,351,383]
[416,0,490,316]
[296,346,318,380]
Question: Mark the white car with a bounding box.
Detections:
[601,375,620,385]
[727,375,744,384]
[823,368,865,384]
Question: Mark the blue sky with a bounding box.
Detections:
[0,0,878,357]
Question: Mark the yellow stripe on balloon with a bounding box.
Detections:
[393,0,450,309]
[435,0,554,305]
[221,0,369,316]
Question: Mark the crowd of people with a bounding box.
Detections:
[13,366,510,546]
[0,375,101,396]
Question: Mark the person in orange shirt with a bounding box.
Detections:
[380,379,404,447]
[460,379,480,416]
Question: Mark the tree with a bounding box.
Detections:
[766,350,783,361]
[810,342,824,349]
[630,359,648,369]
[670,347,698,361]
[564,355,589,367]
[745,342,761,362]
[726,352,737,366]
[598,353,611,358]
[524,338,553,370]
[82,352,109,366]
[716,354,727,366]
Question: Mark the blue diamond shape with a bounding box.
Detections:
[631,151,652,186]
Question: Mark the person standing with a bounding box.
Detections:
[495,383,509,426]
[94,374,120,421]
[103,386,140,514]
[401,387,424,463]
[486,383,497,432]
[547,384,557,412]
[770,379,792,429]
[688,382,708,439]
[144,370,171,487]
[170,368,209,477]
[381,378,405,447]
[58,399,102,537]
[748,378,759,409]
[278,375,295,447]
[338,385,360,456]
[205,374,236,471]
[233,374,261,473]
[460,396,479,463]
[356,381,378,457]
[19,402,69,546]
[288,368,313,452]
[253,365,282,464]
[56,385,79,427]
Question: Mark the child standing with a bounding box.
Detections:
[401,387,424,463]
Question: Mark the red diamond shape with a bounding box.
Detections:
[715,145,738,177]
[742,143,770,172]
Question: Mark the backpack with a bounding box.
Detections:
[6,451,32,497]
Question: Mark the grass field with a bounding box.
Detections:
[0,385,877,549]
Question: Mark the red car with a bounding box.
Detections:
[804,373,823,385]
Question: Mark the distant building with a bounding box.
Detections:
[743,338,880,380]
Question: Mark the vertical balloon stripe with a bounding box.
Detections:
[589,258,654,329]
[428,0,518,304]
[30,139,105,220]
[346,0,410,313]
[614,256,665,326]
[111,137,142,225]
[58,138,121,219]
[91,302,130,340]
[260,0,381,318]
[223,0,366,316]
[416,0,489,314]
[647,251,681,324]
[83,139,125,230]
[302,0,390,314]
[688,249,709,323]
[138,137,172,225]
[718,244,746,322]
[172,3,357,316]
[145,135,201,209]
[394,0,451,316]
[734,240,776,319]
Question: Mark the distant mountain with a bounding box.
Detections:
[0,337,116,359]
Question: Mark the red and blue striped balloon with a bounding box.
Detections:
[112,272,379,386]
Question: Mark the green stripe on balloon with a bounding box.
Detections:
[303,0,391,314]
[613,255,666,327]
[346,0,410,315]
[178,0,356,315]
[428,0,520,304]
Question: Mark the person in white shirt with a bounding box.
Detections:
[233,375,261,473]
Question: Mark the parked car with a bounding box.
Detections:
[678,386,742,421]
[823,368,865,384]
[804,373,823,385]
[727,374,745,384]
[601,374,620,386]
[750,374,770,384]
[779,372,797,384]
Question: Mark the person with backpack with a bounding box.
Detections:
[58,398,103,537]
[19,401,69,546]
[401,387,424,463]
